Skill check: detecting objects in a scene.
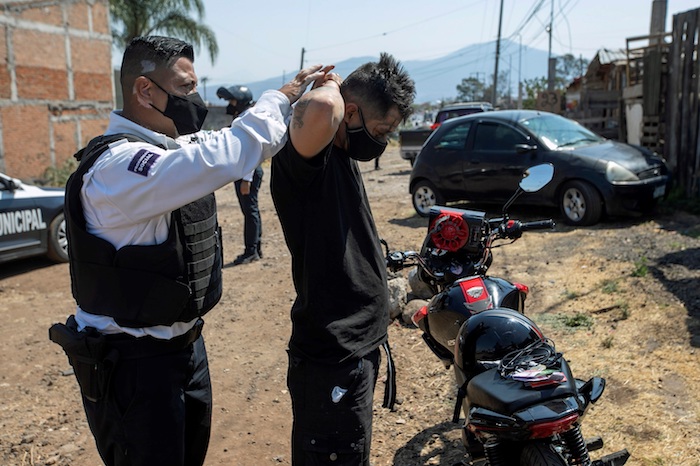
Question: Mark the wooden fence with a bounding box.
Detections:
[666,8,700,198]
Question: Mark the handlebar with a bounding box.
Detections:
[496,219,555,239]
[520,219,556,231]
[382,217,555,279]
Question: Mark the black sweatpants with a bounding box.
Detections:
[81,335,212,466]
[287,349,380,466]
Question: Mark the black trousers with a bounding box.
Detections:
[81,335,212,466]
[287,349,380,466]
[234,165,263,255]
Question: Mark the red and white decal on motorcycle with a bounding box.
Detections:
[458,277,493,313]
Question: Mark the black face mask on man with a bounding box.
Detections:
[146,77,208,135]
[345,108,388,162]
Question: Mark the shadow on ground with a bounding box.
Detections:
[651,247,700,348]
[0,257,59,279]
[391,421,469,466]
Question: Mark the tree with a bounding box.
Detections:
[522,77,548,109]
[455,72,510,106]
[110,0,218,63]
[456,77,486,102]
[557,53,589,84]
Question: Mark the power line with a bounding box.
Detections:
[306,0,484,54]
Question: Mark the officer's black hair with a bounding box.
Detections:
[120,36,195,88]
[341,52,416,122]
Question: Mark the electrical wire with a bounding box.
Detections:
[498,337,560,377]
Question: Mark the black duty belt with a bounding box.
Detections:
[104,319,204,360]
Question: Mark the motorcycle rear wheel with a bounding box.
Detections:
[519,442,567,466]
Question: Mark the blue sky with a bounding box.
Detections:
[166,0,697,86]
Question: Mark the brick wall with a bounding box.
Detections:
[0,0,113,181]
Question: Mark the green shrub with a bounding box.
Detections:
[42,158,77,187]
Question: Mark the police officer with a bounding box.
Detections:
[50,35,327,466]
[217,85,264,265]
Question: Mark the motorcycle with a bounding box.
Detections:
[384,164,557,366]
[384,164,630,466]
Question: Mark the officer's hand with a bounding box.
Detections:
[279,65,333,105]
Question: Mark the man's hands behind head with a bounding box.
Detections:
[279,65,335,104]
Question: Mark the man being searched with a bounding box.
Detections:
[49,35,327,466]
[271,53,416,465]
[217,85,264,265]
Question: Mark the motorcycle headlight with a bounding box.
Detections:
[606,161,639,182]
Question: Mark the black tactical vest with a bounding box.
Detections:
[65,134,223,328]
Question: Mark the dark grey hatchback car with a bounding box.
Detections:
[409,110,670,226]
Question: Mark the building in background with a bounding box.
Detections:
[0,0,113,181]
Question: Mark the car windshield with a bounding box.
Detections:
[520,114,603,150]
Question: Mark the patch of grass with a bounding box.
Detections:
[659,186,700,215]
[561,289,580,300]
[561,312,594,329]
[601,279,619,294]
[41,158,77,187]
[640,458,665,466]
[601,336,614,348]
[617,301,630,321]
[632,257,649,277]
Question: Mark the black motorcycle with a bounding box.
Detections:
[384,164,630,466]
[384,164,556,366]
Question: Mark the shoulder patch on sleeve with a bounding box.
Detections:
[127,149,161,176]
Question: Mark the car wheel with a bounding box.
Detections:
[559,180,603,226]
[46,212,69,263]
[411,180,444,217]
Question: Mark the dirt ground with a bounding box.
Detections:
[1,145,699,466]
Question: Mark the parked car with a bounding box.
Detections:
[399,101,493,165]
[0,172,68,263]
[409,110,670,226]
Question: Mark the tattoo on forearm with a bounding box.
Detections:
[292,100,309,129]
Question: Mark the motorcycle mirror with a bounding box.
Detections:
[519,163,554,193]
[501,164,555,216]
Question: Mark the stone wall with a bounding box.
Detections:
[0,0,112,181]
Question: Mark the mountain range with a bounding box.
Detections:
[207,39,553,105]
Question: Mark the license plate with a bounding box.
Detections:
[653,185,665,199]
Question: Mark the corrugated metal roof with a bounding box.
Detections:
[597,48,628,65]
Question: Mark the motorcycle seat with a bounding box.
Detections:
[466,360,578,415]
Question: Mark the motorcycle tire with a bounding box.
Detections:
[519,442,567,466]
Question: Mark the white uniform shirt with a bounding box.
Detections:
[74,90,291,339]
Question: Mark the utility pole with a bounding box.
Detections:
[299,47,305,70]
[493,0,504,106]
[518,35,523,109]
[547,0,556,91]
[649,0,668,46]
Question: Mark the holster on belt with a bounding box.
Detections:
[49,315,118,402]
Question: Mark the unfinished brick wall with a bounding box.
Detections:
[0,0,113,181]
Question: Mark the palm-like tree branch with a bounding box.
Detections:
[110,0,218,63]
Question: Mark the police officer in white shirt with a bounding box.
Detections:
[49,35,328,466]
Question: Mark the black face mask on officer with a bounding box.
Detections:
[147,77,209,135]
[345,108,388,162]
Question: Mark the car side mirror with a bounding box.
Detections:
[515,143,537,153]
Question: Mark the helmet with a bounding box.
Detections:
[455,308,544,376]
[216,85,254,115]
